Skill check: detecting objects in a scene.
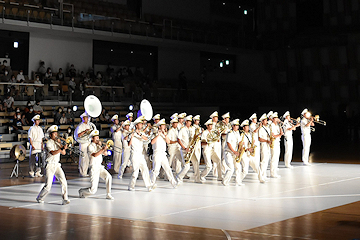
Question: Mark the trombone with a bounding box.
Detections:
[312,115,326,126]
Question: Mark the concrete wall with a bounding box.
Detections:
[142,0,210,23]
[29,33,92,76]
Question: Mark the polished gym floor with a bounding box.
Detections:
[0,146,360,239]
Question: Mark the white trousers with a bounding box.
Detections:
[118,148,131,178]
[80,165,112,196]
[150,152,177,186]
[177,150,200,182]
[29,153,42,175]
[201,147,222,179]
[113,141,122,173]
[270,141,280,176]
[284,135,293,167]
[37,162,68,201]
[168,148,183,174]
[129,152,152,189]
[79,142,90,176]
[302,134,311,164]
[260,143,270,179]
[223,152,241,185]
[249,144,261,174]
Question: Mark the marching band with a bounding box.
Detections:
[34,96,325,204]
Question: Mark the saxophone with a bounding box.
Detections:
[184,128,201,164]
[235,131,245,163]
[269,127,275,149]
[250,132,256,157]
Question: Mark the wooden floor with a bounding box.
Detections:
[0,143,359,240]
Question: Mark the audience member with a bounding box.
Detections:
[33,101,43,115]
[59,112,67,124]
[24,101,32,113]
[1,69,11,82]
[25,106,35,124]
[68,76,76,91]
[21,113,29,126]
[56,68,64,81]
[0,99,5,112]
[65,107,74,125]
[54,107,63,125]
[3,94,14,112]
[68,64,76,77]
[11,112,25,133]
[16,70,25,82]
[99,109,110,123]
[38,61,46,79]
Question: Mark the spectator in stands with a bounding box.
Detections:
[65,107,74,125]
[25,106,35,125]
[68,76,76,91]
[1,60,11,75]
[34,75,42,85]
[56,68,64,81]
[13,107,21,117]
[21,113,29,126]
[99,109,110,123]
[38,61,46,79]
[59,112,67,125]
[1,69,11,82]
[44,67,53,90]
[12,111,25,133]
[24,101,32,113]
[4,94,14,112]
[68,64,76,77]
[34,75,44,101]
[16,70,25,82]
[33,101,43,115]
[54,107,63,125]
[80,71,85,79]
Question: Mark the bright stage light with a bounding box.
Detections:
[129,105,134,111]
[73,106,78,112]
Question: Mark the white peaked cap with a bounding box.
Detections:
[231,119,240,125]
[205,119,213,126]
[185,115,193,121]
[267,111,273,119]
[157,118,166,125]
[240,120,249,127]
[111,114,118,121]
[32,114,41,122]
[152,114,160,120]
[126,112,133,118]
[170,113,178,119]
[249,113,257,120]
[210,111,218,118]
[272,112,279,118]
[193,115,200,121]
[178,112,187,118]
[259,113,267,121]
[301,108,308,116]
[283,111,290,118]
[134,116,145,125]
[170,117,178,123]
[47,125,58,133]
[80,112,89,118]
[89,130,99,138]
[122,120,131,126]
[222,112,230,119]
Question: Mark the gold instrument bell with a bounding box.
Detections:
[10,145,26,161]
[65,136,74,146]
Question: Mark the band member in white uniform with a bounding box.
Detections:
[110,114,122,174]
[300,108,314,166]
[176,115,201,183]
[150,119,178,188]
[269,112,283,178]
[167,117,182,174]
[249,113,262,175]
[239,120,265,184]
[200,119,222,182]
[118,120,132,179]
[221,112,231,161]
[128,116,156,191]
[210,111,223,180]
[177,112,186,131]
[258,113,271,180]
[79,130,114,200]
[28,114,44,178]
[282,111,300,168]
[222,119,242,186]
[74,112,97,177]
[36,125,70,205]
[192,115,202,167]
[126,112,134,130]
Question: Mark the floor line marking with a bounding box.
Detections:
[221,229,232,240]
[254,193,360,200]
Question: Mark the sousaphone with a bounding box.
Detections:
[140,99,153,121]
[84,95,102,118]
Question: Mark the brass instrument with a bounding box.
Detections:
[313,115,326,126]
[235,132,245,163]
[206,121,227,143]
[97,139,114,150]
[250,132,256,157]
[269,127,275,149]
[184,128,202,164]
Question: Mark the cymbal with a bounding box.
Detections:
[10,145,26,161]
